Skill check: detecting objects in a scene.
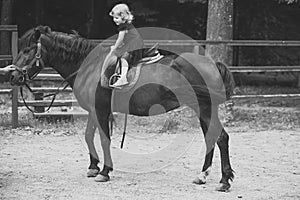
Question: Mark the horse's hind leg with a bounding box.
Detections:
[193,104,234,191]
[85,114,100,177]
[193,105,216,185]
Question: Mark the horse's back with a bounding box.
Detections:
[174,53,223,87]
[173,53,227,103]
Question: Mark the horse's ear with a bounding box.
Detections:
[34,28,41,40]
[44,26,51,33]
[71,30,80,37]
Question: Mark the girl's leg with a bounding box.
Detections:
[112,58,129,87]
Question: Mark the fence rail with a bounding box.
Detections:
[232,93,300,100]
[92,39,300,46]
[1,29,300,126]
[0,89,12,94]
[0,25,18,31]
[0,55,13,61]
[35,65,300,80]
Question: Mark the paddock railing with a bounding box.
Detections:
[30,39,300,118]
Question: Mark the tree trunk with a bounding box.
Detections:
[88,0,107,39]
[0,0,14,57]
[205,0,234,65]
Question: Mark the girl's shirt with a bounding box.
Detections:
[116,23,144,54]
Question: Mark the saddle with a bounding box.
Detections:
[140,43,162,63]
[107,43,164,89]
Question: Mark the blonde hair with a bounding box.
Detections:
[109,3,134,23]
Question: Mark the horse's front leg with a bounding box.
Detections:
[94,113,113,182]
[216,127,234,192]
[85,113,100,177]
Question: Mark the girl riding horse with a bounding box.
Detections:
[109,3,144,88]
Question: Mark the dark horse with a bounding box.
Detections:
[10,26,235,191]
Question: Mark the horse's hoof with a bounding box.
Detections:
[94,174,110,182]
[216,182,231,192]
[192,177,206,185]
[87,169,99,177]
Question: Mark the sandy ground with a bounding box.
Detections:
[0,124,299,200]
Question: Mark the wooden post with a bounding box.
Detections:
[33,84,45,112]
[193,45,199,54]
[11,86,18,128]
[11,30,18,128]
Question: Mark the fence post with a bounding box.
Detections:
[33,81,45,112]
[193,45,199,54]
[11,30,18,128]
[11,87,18,128]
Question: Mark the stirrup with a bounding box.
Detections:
[111,79,128,88]
[108,73,121,88]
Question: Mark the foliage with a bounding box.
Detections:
[177,0,298,3]
[2,0,300,67]
[236,0,300,65]
[277,0,298,3]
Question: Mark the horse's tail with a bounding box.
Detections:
[215,61,235,100]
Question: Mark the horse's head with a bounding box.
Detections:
[10,26,51,86]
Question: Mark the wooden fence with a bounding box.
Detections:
[30,39,300,119]
[1,26,300,126]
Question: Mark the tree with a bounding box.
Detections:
[205,0,234,65]
[89,0,109,38]
[203,0,297,65]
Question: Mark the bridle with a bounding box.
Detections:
[14,38,45,83]
[14,37,76,113]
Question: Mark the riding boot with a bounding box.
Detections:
[111,60,129,87]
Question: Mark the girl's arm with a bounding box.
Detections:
[111,30,126,51]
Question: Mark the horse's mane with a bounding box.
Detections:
[19,26,107,66]
[49,31,98,65]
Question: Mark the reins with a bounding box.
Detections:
[20,70,78,114]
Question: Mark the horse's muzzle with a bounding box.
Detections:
[10,71,25,86]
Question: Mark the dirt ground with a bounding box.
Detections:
[0,88,300,200]
[0,119,299,200]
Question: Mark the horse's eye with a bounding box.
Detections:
[23,49,29,54]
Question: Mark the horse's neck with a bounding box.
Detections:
[46,36,98,86]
